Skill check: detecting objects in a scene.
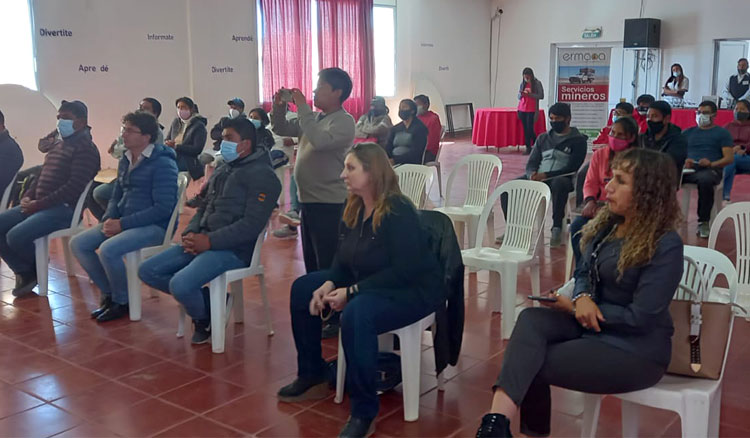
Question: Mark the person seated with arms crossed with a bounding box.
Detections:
[0,109,24,202]
[210,97,247,152]
[92,97,164,220]
[165,97,207,181]
[592,102,634,146]
[476,148,683,438]
[570,116,639,268]
[0,100,100,297]
[722,99,750,202]
[385,99,428,166]
[682,100,734,238]
[354,96,392,149]
[633,94,655,133]
[138,117,280,343]
[638,100,687,181]
[501,102,586,248]
[277,142,445,438]
[70,111,178,323]
[414,94,443,162]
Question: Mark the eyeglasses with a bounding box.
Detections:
[121,127,142,135]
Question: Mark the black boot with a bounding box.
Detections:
[476,413,512,438]
[339,416,375,438]
[12,272,38,297]
[91,296,112,319]
[277,377,330,402]
[96,303,129,322]
[191,319,211,344]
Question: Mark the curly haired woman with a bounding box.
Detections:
[476,148,684,438]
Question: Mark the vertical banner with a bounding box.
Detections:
[556,48,611,140]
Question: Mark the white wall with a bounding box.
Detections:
[491,0,750,111]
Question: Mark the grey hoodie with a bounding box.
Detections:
[525,127,588,179]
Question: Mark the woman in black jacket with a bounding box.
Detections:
[476,148,683,438]
[278,142,445,438]
[518,67,544,155]
[165,97,207,180]
[385,99,428,165]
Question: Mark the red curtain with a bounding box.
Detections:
[260,0,313,110]
[316,0,375,120]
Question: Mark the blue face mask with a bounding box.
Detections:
[220,140,240,162]
[57,119,75,138]
[250,119,262,129]
[612,115,620,124]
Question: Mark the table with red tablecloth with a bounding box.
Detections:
[472,108,547,149]
[670,109,735,130]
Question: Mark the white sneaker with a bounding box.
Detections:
[279,210,301,227]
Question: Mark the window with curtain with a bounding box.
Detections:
[0,0,37,90]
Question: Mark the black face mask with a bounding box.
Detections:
[637,106,649,115]
[736,111,750,121]
[398,110,413,121]
[647,120,665,133]
[550,120,567,133]
[739,69,748,76]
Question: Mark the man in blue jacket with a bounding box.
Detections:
[138,117,280,344]
[71,111,178,322]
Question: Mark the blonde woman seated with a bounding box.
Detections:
[476,148,683,438]
[277,142,445,438]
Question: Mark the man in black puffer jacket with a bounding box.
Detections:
[139,118,280,344]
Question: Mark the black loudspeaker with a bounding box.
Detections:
[623,18,661,48]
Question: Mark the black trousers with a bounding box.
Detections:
[518,111,537,149]
[501,175,574,228]
[299,202,344,273]
[682,168,722,223]
[495,307,665,437]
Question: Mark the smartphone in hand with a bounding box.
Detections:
[528,295,558,303]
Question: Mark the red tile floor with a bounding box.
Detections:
[1,133,750,437]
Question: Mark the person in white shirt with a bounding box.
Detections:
[722,58,750,109]
[662,63,689,108]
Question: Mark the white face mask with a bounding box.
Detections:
[696,113,713,127]
[228,108,240,119]
[178,108,191,120]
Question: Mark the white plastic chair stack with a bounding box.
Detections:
[394,164,434,209]
[581,246,738,438]
[334,313,436,422]
[0,172,18,214]
[708,201,750,316]
[422,126,446,198]
[177,228,273,354]
[125,173,189,321]
[33,180,94,296]
[434,154,502,249]
[461,180,550,339]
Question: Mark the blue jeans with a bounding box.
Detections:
[289,174,299,212]
[570,215,591,270]
[138,244,246,320]
[290,270,433,420]
[723,153,750,200]
[70,224,166,305]
[0,205,74,274]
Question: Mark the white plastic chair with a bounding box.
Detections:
[394,164,434,209]
[434,154,502,249]
[581,246,738,438]
[0,172,18,214]
[461,180,551,339]
[708,201,750,317]
[680,169,723,225]
[33,180,94,296]
[334,313,437,422]
[422,126,446,198]
[177,228,273,353]
[125,173,189,321]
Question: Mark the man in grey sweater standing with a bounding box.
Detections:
[272,68,355,274]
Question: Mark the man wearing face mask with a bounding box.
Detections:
[682,100,735,238]
[638,100,687,181]
[211,98,246,150]
[139,117,280,344]
[633,94,655,133]
[386,99,429,165]
[722,58,750,109]
[722,99,750,201]
[414,95,442,162]
[354,96,392,149]
[0,100,101,296]
[500,102,587,247]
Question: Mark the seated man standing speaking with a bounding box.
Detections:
[138,117,280,343]
[71,111,178,323]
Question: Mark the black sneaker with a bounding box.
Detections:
[277,377,330,403]
[339,416,375,438]
[322,320,340,339]
[91,295,112,319]
[96,303,129,323]
[185,196,204,209]
[12,273,38,297]
[191,319,211,344]
[476,413,513,438]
